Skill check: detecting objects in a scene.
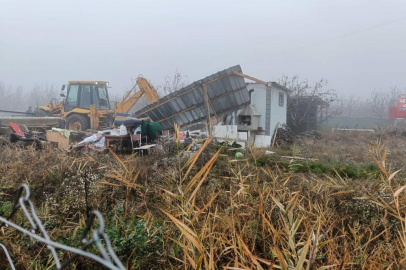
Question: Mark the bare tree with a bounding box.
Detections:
[367,87,404,119]
[0,81,59,113]
[0,83,23,111]
[367,90,389,119]
[28,83,58,108]
[330,86,404,120]
[331,95,369,118]
[389,86,402,106]
[155,69,188,96]
[279,75,338,132]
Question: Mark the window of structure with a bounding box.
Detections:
[279,92,284,107]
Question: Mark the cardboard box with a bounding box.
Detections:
[46,130,70,149]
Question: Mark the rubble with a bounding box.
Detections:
[271,124,294,146]
[0,116,61,135]
[65,133,107,153]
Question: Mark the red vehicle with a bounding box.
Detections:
[389,95,406,125]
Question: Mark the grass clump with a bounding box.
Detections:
[0,133,406,269]
[289,160,381,178]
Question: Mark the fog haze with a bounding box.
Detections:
[1,0,405,97]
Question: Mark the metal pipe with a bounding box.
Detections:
[0,109,35,115]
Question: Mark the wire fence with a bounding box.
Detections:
[0,184,125,270]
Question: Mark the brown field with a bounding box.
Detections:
[1,130,406,269]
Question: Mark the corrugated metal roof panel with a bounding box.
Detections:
[135,65,249,130]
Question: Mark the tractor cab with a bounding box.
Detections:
[63,81,111,112]
[38,78,158,131]
[59,81,114,131]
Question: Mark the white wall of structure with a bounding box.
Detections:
[248,82,288,138]
[249,84,267,133]
[270,85,287,137]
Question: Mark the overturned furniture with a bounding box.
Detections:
[8,122,46,148]
[0,116,61,136]
[46,129,71,149]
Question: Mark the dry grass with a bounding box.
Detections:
[0,131,406,269]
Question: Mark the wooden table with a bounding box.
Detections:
[104,135,128,148]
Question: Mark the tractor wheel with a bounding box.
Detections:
[66,114,90,131]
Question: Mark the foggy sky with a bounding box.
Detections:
[1,0,405,98]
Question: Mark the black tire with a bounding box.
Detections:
[60,119,66,129]
[66,114,90,131]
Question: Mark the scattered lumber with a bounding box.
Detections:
[280,155,318,161]
[272,124,294,145]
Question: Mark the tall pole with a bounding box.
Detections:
[202,84,212,135]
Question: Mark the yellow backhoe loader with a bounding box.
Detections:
[36,77,160,131]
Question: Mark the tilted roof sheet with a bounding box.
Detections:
[134,65,250,130]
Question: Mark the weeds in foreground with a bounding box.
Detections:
[0,135,405,269]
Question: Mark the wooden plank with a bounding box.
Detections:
[133,144,156,150]
[271,122,280,147]
[280,156,318,161]
[233,71,268,85]
[203,84,212,135]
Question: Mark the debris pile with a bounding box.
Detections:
[272,124,294,146]
[7,122,47,148]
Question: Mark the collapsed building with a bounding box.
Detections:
[1,65,290,149]
[134,65,289,148]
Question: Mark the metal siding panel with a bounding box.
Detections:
[135,65,249,129]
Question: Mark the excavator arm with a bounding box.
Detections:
[115,90,144,114]
[137,77,160,103]
[114,77,160,114]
